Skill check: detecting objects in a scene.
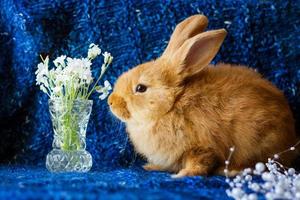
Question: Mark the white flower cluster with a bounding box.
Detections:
[226,142,300,200]
[35,43,113,100]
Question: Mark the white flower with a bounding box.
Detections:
[55,72,69,84]
[88,43,101,60]
[35,62,48,76]
[65,57,93,83]
[35,58,49,86]
[96,80,112,100]
[40,84,48,94]
[103,51,113,64]
[52,86,61,94]
[101,64,106,74]
[66,57,91,71]
[53,55,66,68]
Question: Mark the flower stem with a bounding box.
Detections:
[60,90,81,151]
[86,62,111,99]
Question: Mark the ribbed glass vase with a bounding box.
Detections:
[46,99,93,172]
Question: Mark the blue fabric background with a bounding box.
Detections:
[0,0,299,199]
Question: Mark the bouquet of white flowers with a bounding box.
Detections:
[35,44,113,172]
[35,43,113,101]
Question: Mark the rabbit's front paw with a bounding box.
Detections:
[143,163,164,171]
[171,147,217,178]
[171,168,207,178]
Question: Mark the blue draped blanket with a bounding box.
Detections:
[0,0,299,199]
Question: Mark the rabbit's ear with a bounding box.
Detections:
[162,15,208,57]
[172,29,227,78]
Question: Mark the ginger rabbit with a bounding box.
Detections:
[108,15,297,177]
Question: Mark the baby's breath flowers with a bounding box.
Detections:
[35,43,113,100]
[35,44,113,151]
[226,141,300,200]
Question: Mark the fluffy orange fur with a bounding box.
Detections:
[108,15,298,178]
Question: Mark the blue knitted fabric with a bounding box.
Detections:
[0,0,299,199]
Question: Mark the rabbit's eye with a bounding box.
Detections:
[135,84,147,93]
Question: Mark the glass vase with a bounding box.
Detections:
[46,99,93,172]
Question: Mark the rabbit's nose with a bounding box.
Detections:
[107,93,131,120]
[108,94,114,106]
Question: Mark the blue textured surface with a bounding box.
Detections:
[0,166,230,200]
[0,0,299,199]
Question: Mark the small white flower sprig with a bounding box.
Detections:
[35,43,113,100]
[225,141,300,200]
